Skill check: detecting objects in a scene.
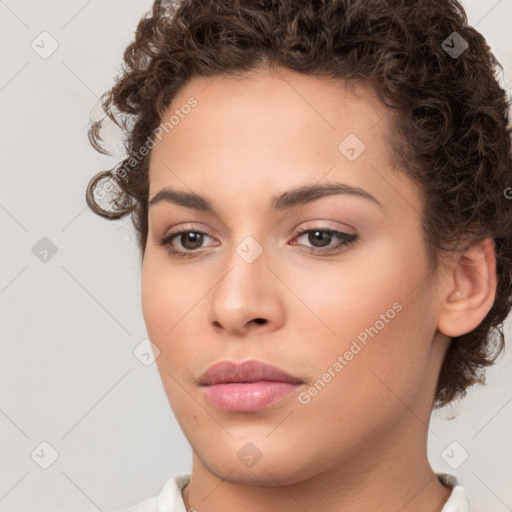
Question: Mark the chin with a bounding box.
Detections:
[203,455,312,487]
[194,436,320,487]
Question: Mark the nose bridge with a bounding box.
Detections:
[207,228,281,331]
[216,231,268,304]
[218,210,270,272]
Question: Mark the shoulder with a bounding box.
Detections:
[112,473,191,512]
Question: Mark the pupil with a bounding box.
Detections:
[309,230,331,247]
[182,232,203,249]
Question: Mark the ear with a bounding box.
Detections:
[437,238,497,338]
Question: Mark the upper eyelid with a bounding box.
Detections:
[164,224,215,238]
[162,228,357,261]
[163,223,353,237]
[163,226,355,247]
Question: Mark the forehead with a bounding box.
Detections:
[151,67,392,161]
[147,67,418,216]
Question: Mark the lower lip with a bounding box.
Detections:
[201,381,301,412]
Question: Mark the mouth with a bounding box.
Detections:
[198,359,304,412]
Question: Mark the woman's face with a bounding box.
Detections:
[141,67,449,484]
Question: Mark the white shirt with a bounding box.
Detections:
[116,472,470,512]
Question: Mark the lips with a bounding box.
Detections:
[198,360,304,412]
[198,359,303,386]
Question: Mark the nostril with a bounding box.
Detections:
[252,318,266,325]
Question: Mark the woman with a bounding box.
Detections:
[86,0,512,510]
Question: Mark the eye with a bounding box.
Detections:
[157,226,359,259]
[158,229,217,258]
[290,227,358,255]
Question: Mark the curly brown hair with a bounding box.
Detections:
[86,0,512,408]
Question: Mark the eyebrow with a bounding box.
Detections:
[148,181,383,213]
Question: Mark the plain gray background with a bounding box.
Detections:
[1,1,511,511]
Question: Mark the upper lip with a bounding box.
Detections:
[198,360,304,386]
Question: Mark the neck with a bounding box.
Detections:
[182,420,452,512]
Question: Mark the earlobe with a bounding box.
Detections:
[437,238,497,338]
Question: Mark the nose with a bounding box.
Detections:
[206,248,285,337]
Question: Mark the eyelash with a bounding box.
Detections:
[157,227,358,259]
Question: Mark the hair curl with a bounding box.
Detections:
[86,0,512,407]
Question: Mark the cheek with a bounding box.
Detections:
[140,253,192,339]
[140,254,206,370]
[291,243,410,344]
[140,268,168,340]
[294,236,433,400]
[140,259,197,411]
[289,294,433,450]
